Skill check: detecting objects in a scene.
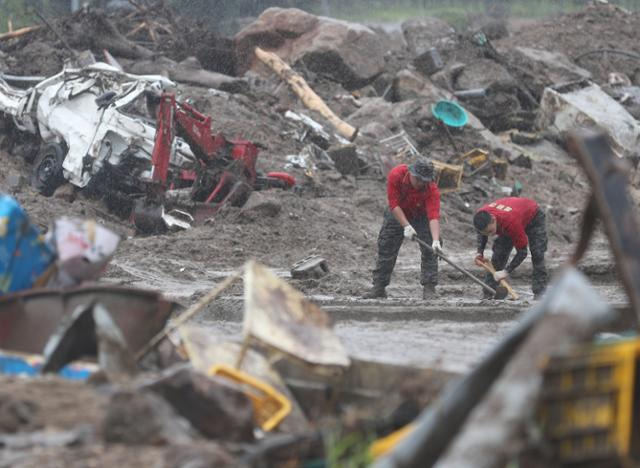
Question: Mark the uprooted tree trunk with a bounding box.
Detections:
[254,46,358,141]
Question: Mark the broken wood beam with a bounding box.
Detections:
[254,46,358,142]
[0,25,41,41]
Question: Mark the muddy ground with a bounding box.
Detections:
[1,2,639,466]
[0,1,636,373]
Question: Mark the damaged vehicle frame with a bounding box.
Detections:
[0,63,291,231]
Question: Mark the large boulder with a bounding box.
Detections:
[392,69,450,102]
[235,8,386,89]
[508,47,592,93]
[401,17,456,57]
[453,59,515,91]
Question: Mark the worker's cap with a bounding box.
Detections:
[409,158,435,182]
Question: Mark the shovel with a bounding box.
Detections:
[475,258,519,300]
[411,236,506,299]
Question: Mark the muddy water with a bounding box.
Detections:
[192,318,514,373]
[110,242,626,374]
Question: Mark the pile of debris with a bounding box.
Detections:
[3,2,640,464]
[0,240,451,466]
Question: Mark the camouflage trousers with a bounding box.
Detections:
[484,209,548,295]
[372,210,438,288]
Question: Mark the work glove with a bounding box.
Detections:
[493,270,508,282]
[403,225,417,240]
[432,240,442,253]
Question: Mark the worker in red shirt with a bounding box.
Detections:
[473,197,548,299]
[364,158,442,299]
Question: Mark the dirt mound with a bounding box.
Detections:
[499,2,640,84]
[0,7,235,77]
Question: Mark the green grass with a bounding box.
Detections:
[323,0,638,28]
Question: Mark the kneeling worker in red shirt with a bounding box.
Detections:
[473,197,548,299]
[364,158,442,299]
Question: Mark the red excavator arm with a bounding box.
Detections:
[137,92,294,232]
[150,92,258,188]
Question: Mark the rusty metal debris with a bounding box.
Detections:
[0,284,177,355]
[243,260,350,368]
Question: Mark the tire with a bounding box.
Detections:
[31,142,67,197]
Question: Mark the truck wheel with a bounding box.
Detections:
[31,143,66,196]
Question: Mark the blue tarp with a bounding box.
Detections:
[0,194,55,294]
[0,352,94,381]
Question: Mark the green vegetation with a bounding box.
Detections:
[324,427,375,468]
[3,0,640,35]
[0,0,65,33]
[323,0,639,27]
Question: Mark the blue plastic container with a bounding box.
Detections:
[432,100,469,128]
[0,194,55,294]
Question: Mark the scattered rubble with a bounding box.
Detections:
[2,1,640,466]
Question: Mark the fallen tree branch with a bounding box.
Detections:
[0,25,41,41]
[254,46,358,141]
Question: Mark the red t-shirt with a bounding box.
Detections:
[387,164,440,220]
[478,197,539,249]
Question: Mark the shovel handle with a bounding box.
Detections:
[411,236,496,296]
[475,259,519,300]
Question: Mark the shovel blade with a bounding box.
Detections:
[494,285,508,300]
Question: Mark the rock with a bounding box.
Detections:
[52,183,76,202]
[0,396,38,433]
[5,172,26,194]
[510,131,541,146]
[349,98,441,134]
[128,57,249,94]
[454,59,514,91]
[359,121,391,139]
[235,8,385,89]
[509,153,533,169]
[413,48,444,77]
[510,47,591,88]
[139,365,254,442]
[401,17,456,57]
[165,444,235,468]
[327,144,360,175]
[103,390,196,445]
[372,73,395,99]
[367,23,407,54]
[392,69,449,102]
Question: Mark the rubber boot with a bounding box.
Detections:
[423,284,438,300]
[363,285,387,299]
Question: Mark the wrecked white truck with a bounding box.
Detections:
[0,62,294,232]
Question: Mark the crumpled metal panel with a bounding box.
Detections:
[0,284,178,355]
[243,260,350,368]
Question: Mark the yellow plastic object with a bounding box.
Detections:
[537,338,640,462]
[432,160,463,194]
[208,364,291,432]
[369,424,415,460]
[459,148,489,168]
